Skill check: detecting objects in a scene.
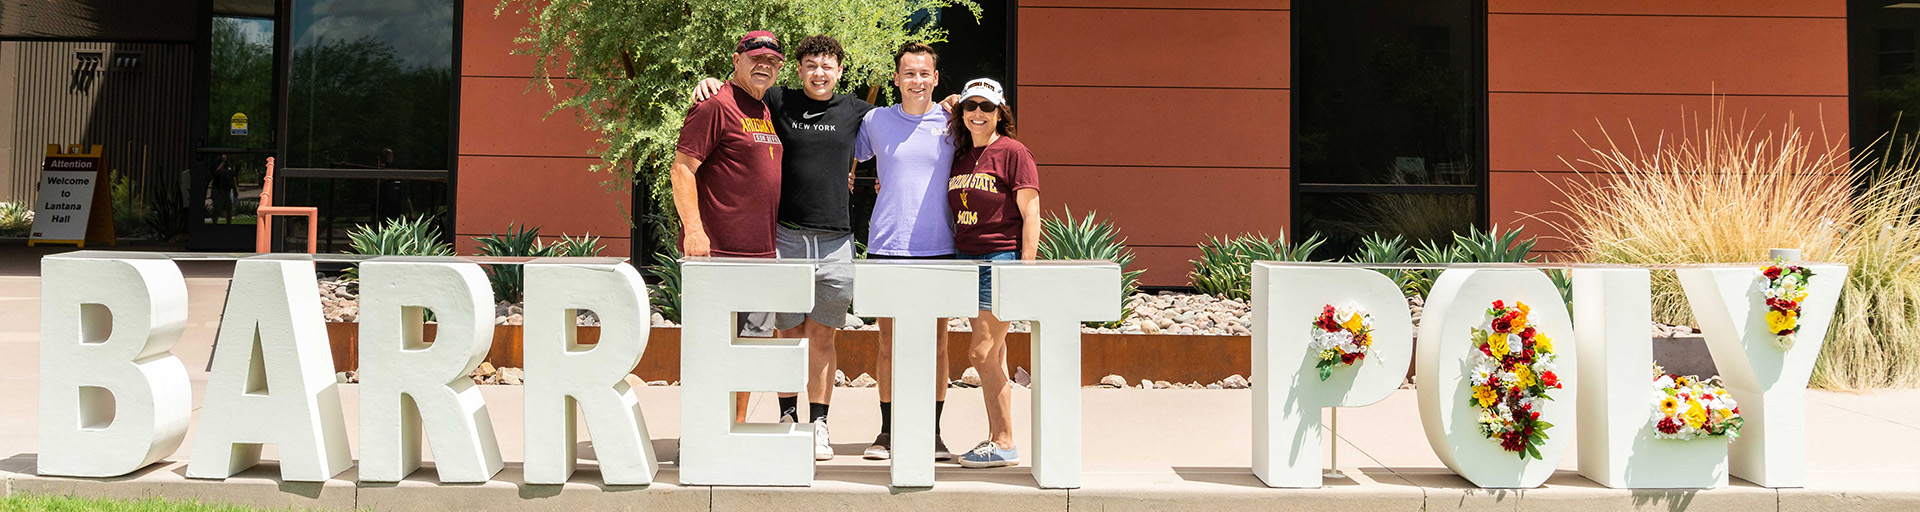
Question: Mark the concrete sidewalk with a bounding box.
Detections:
[2,277,1918,511]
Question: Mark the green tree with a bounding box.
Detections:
[496,0,978,246]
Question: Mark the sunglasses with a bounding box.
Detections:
[961,100,999,113]
[736,39,783,55]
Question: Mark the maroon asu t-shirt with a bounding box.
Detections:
[675,83,784,257]
[947,136,1039,254]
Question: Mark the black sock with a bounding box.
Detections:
[934,400,945,437]
[809,402,830,424]
[879,401,892,437]
[778,396,798,421]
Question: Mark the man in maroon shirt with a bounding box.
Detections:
[670,30,787,422]
[672,30,786,258]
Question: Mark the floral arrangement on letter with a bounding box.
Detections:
[1761,261,1814,350]
[1468,300,1562,459]
[1308,304,1375,381]
[1649,365,1743,441]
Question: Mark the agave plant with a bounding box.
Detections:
[646,247,683,323]
[549,233,606,257]
[474,224,557,304]
[1039,208,1146,327]
[1402,226,1570,303]
[0,201,33,236]
[1190,232,1326,300]
[1346,233,1414,293]
[341,215,454,280]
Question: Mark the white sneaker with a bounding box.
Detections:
[813,421,834,461]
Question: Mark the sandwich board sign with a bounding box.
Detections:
[29,144,114,247]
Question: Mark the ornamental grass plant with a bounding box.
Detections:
[1547,111,1920,389]
[1550,114,1855,328]
[1816,139,1920,389]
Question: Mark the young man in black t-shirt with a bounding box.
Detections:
[693,35,874,461]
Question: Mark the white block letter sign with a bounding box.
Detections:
[1677,263,1845,488]
[357,257,503,483]
[523,258,658,485]
[1574,268,1729,489]
[679,259,814,486]
[1415,268,1577,488]
[188,255,352,482]
[992,261,1121,489]
[38,252,191,477]
[1251,263,1414,488]
[852,261,977,488]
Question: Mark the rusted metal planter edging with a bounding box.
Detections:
[321,324,1254,386]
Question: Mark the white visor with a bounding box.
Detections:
[958,78,1005,106]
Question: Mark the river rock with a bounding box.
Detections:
[1099,374,1126,388]
[1221,374,1250,389]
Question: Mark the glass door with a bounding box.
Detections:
[190,14,279,250]
[1292,0,1487,256]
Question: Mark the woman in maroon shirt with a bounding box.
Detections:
[944,78,1039,468]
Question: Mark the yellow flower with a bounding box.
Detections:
[1659,396,1679,415]
[1534,334,1554,354]
[1515,365,1535,388]
[1684,400,1709,429]
[1488,332,1510,355]
[1341,312,1366,332]
[1675,376,1692,387]
[1473,386,1497,407]
[1766,310,1798,333]
[1790,290,1809,303]
[1514,302,1531,327]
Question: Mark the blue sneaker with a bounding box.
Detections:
[957,441,1019,468]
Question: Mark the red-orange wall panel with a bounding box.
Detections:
[1018,86,1289,168]
[1487,0,1841,17]
[1488,14,1846,95]
[1488,92,1849,173]
[455,155,631,242]
[1040,166,1288,247]
[462,1,552,78]
[460,77,602,158]
[1019,8,1288,88]
[1487,170,1600,254]
[1131,245,1202,288]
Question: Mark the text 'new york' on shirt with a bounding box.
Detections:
[948,136,1039,254]
[674,83,783,257]
[856,105,957,257]
[761,86,874,233]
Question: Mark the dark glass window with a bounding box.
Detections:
[1851,2,1920,152]
[1294,0,1485,256]
[282,0,454,251]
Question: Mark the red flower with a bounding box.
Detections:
[1492,300,1505,310]
[1500,432,1526,452]
[1340,352,1359,365]
[1541,371,1560,388]
[1520,326,1537,341]
[1479,343,1494,357]
[1764,267,1782,279]
[1530,411,1541,420]
[1492,316,1514,333]
[1656,417,1682,434]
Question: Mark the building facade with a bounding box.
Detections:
[3,1,1901,286]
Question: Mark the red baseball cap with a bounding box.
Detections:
[736,31,783,58]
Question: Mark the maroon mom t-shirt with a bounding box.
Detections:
[947,136,1039,254]
[675,83,784,257]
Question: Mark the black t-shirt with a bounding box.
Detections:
[763,86,874,232]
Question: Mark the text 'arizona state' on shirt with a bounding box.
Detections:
[947,136,1039,254]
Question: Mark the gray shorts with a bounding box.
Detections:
[773,224,854,330]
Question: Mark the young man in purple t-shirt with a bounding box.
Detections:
[851,42,959,461]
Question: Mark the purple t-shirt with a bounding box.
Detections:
[855,105,956,256]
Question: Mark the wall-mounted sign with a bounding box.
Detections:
[28,144,113,247]
[230,113,248,136]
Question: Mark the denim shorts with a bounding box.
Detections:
[955,250,1018,310]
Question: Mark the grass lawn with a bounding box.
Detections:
[0,494,295,511]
